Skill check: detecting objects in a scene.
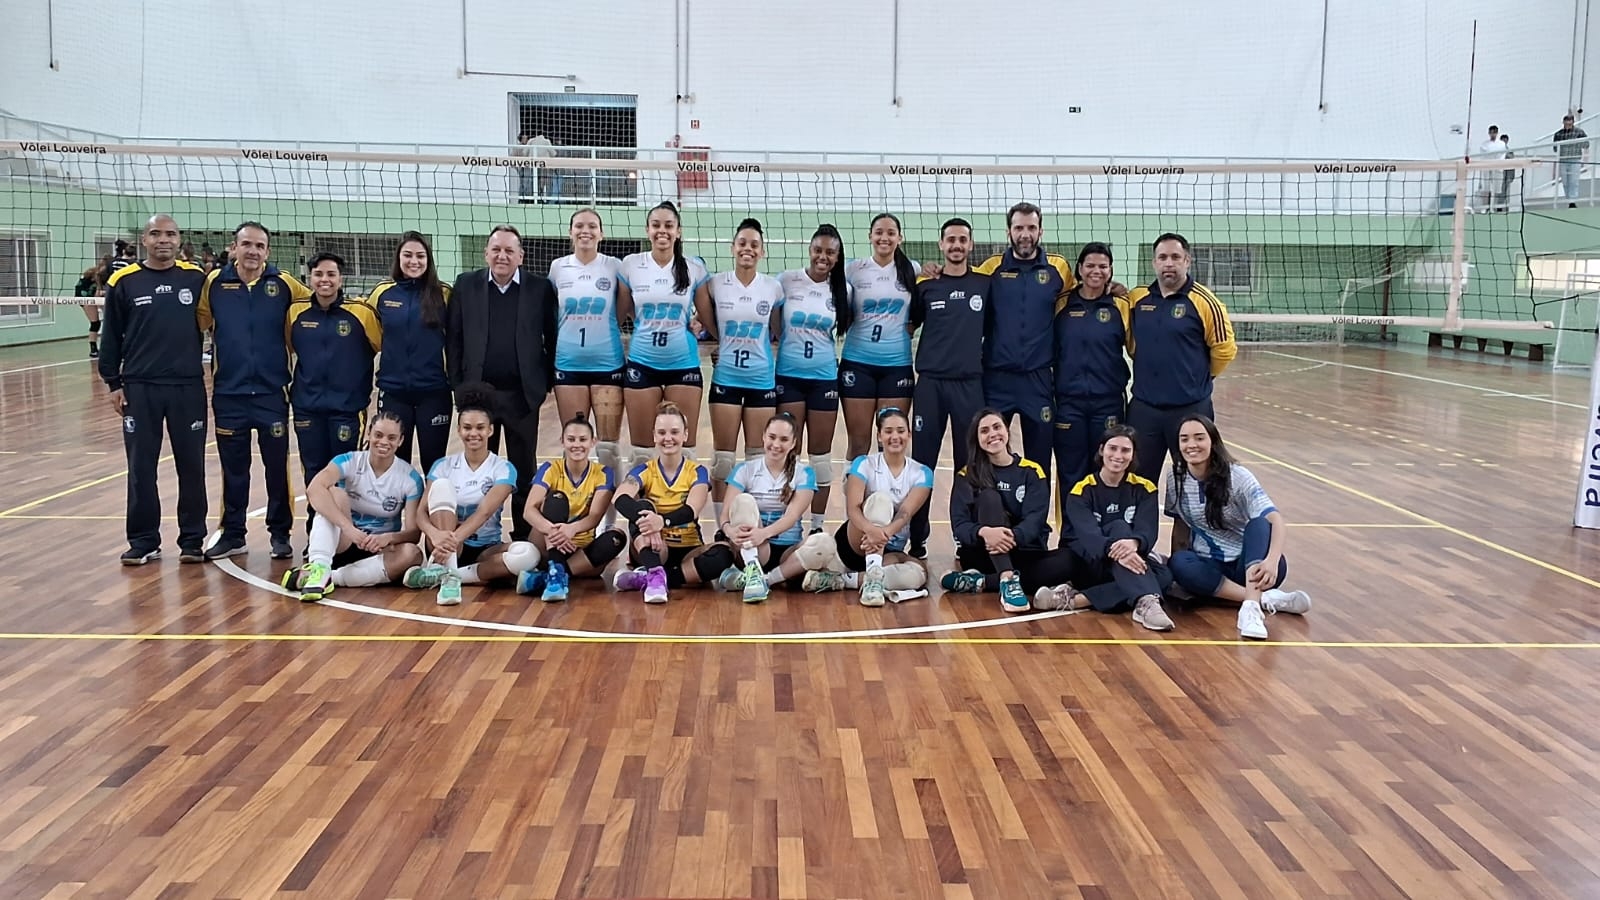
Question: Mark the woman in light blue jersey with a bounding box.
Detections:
[776,224,850,533]
[550,208,631,479]
[620,200,709,469]
[694,217,785,511]
[839,213,919,461]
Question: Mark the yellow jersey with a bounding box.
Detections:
[532,459,615,547]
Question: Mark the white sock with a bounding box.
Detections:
[740,546,760,566]
[307,516,339,567]
[865,553,883,571]
[810,511,826,532]
[713,501,724,524]
[841,572,860,589]
[763,568,786,586]
[445,552,459,571]
[457,563,481,584]
[332,554,391,587]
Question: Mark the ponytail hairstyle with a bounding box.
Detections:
[1173,414,1234,531]
[454,381,498,422]
[650,200,691,294]
[361,408,407,453]
[392,231,447,330]
[735,217,763,236]
[562,412,596,438]
[961,408,1008,491]
[870,212,918,296]
[655,400,689,431]
[764,411,802,503]
[813,223,852,336]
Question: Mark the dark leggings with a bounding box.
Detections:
[379,387,453,474]
[541,491,625,569]
[1071,555,1174,612]
[954,488,1077,593]
[1169,515,1289,598]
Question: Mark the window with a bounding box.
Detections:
[306,233,400,282]
[1193,246,1254,291]
[510,93,638,205]
[0,234,47,320]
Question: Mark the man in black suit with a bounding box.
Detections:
[448,224,558,540]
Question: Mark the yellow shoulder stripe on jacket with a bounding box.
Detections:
[1018,457,1047,479]
[1069,473,1100,496]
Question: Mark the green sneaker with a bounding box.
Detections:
[436,571,463,606]
[297,562,334,603]
[404,563,447,590]
[741,561,768,603]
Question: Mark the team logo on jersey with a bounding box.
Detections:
[1107,503,1120,516]
[1123,506,1138,524]
[1096,308,1112,323]
[1015,482,1027,502]
[1106,415,1119,427]
[270,421,286,438]
[756,300,771,316]
[825,296,835,311]
[123,415,136,433]
[264,282,280,297]
[337,321,352,337]
[178,287,194,304]
[1036,271,1050,284]
[382,496,402,512]
[595,277,612,291]
[1171,305,1187,318]
[1040,406,1053,423]
[841,370,856,387]
[970,294,984,312]
[337,424,353,442]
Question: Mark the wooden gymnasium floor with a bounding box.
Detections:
[0,339,1597,900]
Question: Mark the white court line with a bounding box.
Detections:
[0,358,91,377]
[212,557,1076,640]
[1260,350,1586,409]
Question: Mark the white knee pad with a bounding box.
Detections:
[500,541,541,575]
[795,531,844,572]
[809,453,833,488]
[630,445,654,469]
[596,441,621,476]
[427,477,458,515]
[711,450,737,482]
[863,492,895,527]
[881,562,927,591]
[726,492,761,529]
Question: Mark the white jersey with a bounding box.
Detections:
[549,253,624,371]
[620,252,709,370]
[330,451,424,534]
[727,457,817,545]
[776,269,845,381]
[708,270,783,390]
[428,451,518,547]
[842,257,916,367]
[846,452,935,551]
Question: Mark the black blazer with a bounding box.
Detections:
[446,269,559,410]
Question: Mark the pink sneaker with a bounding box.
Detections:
[643,566,669,604]
[613,567,649,592]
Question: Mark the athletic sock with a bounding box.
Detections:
[457,563,482,584]
[332,554,390,587]
[740,546,760,566]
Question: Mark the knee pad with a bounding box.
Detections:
[630,445,654,470]
[596,441,621,476]
[881,562,927,591]
[500,541,541,575]
[89,320,101,334]
[795,531,842,572]
[744,447,763,461]
[426,477,458,515]
[809,453,833,488]
[863,492,894,527]
[725,492,761,529]
[692,544,736,582]
[711,450,737,482]
[583,530,627,567]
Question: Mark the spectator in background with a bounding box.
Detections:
[75,261,102,358]
[1476,125,1503,209]
[1497,134,1516,212]
[512,133,537,204]
[526,131,562,203]
[1554,114,1589,207]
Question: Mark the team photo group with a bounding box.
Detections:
[99,200,1312,640]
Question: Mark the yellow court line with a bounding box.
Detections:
[0,632,1593,649]
[1232,441,1600,591]
[0,514,135,520]
[0,441,216,518]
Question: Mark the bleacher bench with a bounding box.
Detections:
[1426,331,1550,362]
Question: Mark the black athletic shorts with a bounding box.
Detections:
[838,359,914,400]
[625,361,703,389]
[709,382,779,408]
[556,367,625,387]
[776,375,840,411]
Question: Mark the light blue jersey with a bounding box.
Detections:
[708,271,783,390]
[728,457,816,545]
[330,451,423,534]
[621,252,709,370]
[550,253,624,371]
[428,452,518,547]
[846,452,935,551]
[776,269,845,380]
[842,257,916,367]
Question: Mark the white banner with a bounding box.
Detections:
[1575,333,1600,528]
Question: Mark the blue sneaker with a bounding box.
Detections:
[541,562,569,602]
[940,569,986,593]
[515,568,547,596]
[999,573,1030,613]
[716,565,746,592]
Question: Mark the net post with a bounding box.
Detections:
[1444,158,1469,331]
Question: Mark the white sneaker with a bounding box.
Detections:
[1237,600,1268,640]
[1261,588,1311,615]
